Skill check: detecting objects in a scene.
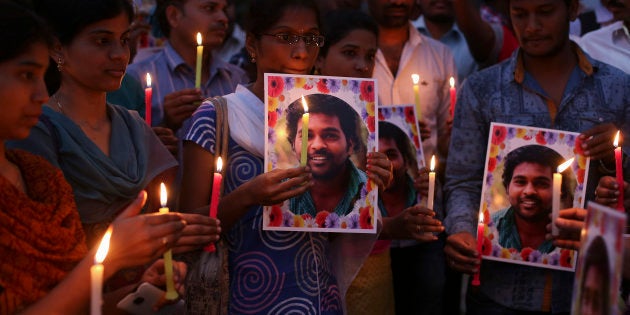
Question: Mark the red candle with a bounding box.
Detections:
[144,73,152,126]
[614,131,624,211]
[204,157,223,252]
[449,77,456,118]
[472,211,483,286]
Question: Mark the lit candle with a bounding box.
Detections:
[159,183,179,300]
[552,158,574,236]
[449,77,456,118]
[144,73,152,126]
[472,211,483,286]
[204,157,223,252]
[91,227,112,315]
[614,131,625,211]
[195,32,203,89]
[411,74,421,120]
[427,155,436,210]
[300,96,310,166]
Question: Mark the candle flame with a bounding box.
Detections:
[216,157,223,172]
[479,211,484,224]
[146,73,151,88]
[196,32,202,46]
[95,227,112,264]
[411,74,420,85]
[301,95,308,113]
[430,155,436,172]
[449,77,455,88]
[557,158,574,173]
[160,182,167,207]
[614,130,620,148]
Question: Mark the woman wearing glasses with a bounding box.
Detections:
[180,0,383,313]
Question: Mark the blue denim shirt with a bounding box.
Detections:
[444,44,630,312]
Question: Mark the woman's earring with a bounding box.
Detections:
[56,57,64,72]
[250,54,256,63]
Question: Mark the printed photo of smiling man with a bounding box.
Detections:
[285,93,367,217]
[491,145,573,254]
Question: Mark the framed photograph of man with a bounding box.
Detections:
[262,74,377,233]
[478,122,589,271]
[571,202,626,315]
[377,105,426,202]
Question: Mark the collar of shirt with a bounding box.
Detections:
[513,41,594,85]
[416,16,463,42]
[512,42,595,122]
[611,20,630,44]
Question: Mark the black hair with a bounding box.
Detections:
[379,121,416,169]
[33,0,134,46]
[580,236,610,315]
[502,145,570,194]
[33,0,134,95]
[0,0,54,63]
[155,0,184,38]
[286,93,359,150]
[318,9,379,58]
[244,0,321,39]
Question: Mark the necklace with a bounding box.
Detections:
[52,94,109,131]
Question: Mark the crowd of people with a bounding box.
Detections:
[1,0,629,314]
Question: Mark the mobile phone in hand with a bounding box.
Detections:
[116,282,185,315]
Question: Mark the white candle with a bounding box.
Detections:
[427,155,436,210]
[552,158,574,236]
[91,227,112,315]
[159,183,179,300]
[411,74,421,120]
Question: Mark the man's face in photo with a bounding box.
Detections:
[294,113,353,180]
[581,265,607,315]
[379,137,407,182]
[507,162,554,223]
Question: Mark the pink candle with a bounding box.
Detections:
[449,77,456,118]
[204,157,223,252]
[144,73,152,126]
[614,131,624,211]
[472,212,483,286]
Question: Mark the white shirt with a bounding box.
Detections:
[579,21,630,74]
[373,22,457,164]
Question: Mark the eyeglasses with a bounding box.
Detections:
[260,33,325,47]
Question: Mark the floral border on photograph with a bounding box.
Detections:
[478,122,589,271]
[263,74,377,233]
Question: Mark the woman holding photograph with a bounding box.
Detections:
[180,1,393,313]
[0,2,187,313]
